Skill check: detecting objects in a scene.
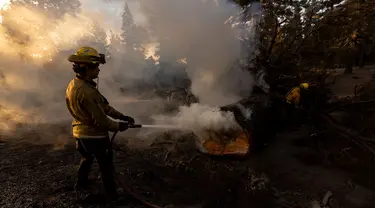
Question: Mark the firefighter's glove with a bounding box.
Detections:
[118,122,129,132]
[119,115,135,124]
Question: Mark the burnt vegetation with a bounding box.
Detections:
[236,0,375,171]
[1,0,375,208]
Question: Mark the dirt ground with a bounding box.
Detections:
[1,67,375,208]
[329,66,374,96]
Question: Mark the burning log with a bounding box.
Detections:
[196,127,251,156]
[195,94,273,156]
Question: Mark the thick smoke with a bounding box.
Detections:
[153,103,242,132]
[0,4,106,138]
[130,0,258,143]
[0,0,260,146]
[149,103,243,146]
[135,0,254,106]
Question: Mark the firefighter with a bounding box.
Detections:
[65,46,135,203]
[285,82,309,107]
[284,82,310,126]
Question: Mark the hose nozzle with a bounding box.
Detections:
[129,124,142,128]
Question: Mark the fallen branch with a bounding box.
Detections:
[319,114,375,143]
[325,99,375,113]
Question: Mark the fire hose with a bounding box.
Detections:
[110,123,163,208]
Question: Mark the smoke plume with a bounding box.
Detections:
[131,0,258,142]
[0,0,260,146]
[152,103,242,132]
[136,0,254,106]
[0,3,103,137]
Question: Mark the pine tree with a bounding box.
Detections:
[121,2,139,49]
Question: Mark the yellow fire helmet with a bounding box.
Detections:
[300,82,309,89]
[68,46,106,65]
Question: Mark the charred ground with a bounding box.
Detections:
[1,68,375,208]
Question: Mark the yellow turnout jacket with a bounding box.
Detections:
[285,86,301,106]
[65,76,123,139]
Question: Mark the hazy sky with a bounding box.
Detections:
[80,0,147,34]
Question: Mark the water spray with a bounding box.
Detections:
[112,123,187,143]
[128,124,185,130]
[139,124,183,129]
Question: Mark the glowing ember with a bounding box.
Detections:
[196,129,251,156]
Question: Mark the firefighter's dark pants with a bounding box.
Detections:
[75,137,117,199]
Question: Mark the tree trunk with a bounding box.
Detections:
[358,40,366,68]
[345,62,353,74]
[344,49,354,74]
